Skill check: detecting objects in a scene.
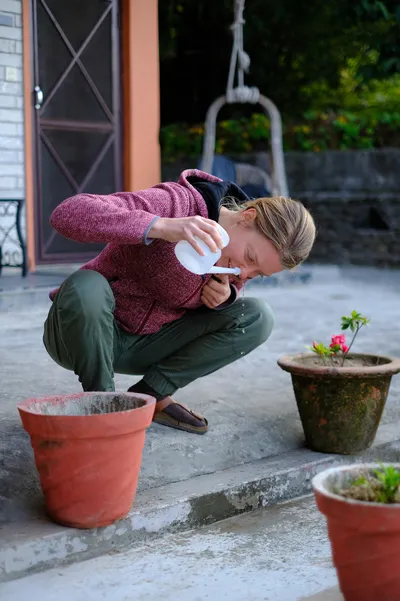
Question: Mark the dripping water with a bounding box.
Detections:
[241,287,245,355]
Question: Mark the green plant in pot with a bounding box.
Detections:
[313,463,400,601]
[278,311,400,454]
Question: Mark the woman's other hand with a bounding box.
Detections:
[201,275,231,308]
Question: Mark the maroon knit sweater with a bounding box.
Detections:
[49,169,243,335]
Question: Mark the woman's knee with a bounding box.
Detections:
[243,297,275,344]
[56,269,114,320]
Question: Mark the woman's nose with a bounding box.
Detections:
[239,265,260,280]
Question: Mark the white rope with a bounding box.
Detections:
[226,0,259,104]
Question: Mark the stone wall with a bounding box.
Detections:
[302,194,400,266]
[162,149,400,267]
[287,149,400,267]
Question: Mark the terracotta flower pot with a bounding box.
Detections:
[277,353,400,454]
[18,392,155,529]
[313,464,400,601]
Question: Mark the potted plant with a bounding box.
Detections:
[278,311,400,454]
[313,463,400,601]
[17,391,155,529]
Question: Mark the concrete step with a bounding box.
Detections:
[0,494,345,601]
[1,420,399,583]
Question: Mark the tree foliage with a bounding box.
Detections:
[158,0,400,125]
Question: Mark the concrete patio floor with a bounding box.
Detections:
[1,264,400,528]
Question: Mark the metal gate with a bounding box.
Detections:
[32,0,122,262]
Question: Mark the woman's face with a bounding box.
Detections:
[219,209,284,281]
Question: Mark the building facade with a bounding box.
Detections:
[0,0,160,272]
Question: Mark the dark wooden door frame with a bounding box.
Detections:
[30,0,122,264]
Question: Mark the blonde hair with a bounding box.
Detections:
[226,196,316,269]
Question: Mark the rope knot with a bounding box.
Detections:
[226,86,260,104]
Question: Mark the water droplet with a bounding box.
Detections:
[240,289,246,334]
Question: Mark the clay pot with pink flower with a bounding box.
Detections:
[278,311,400,454]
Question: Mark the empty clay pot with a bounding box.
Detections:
[17,392,155,529]
[313,464,400,601]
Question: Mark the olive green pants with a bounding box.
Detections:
[43,270,274,395]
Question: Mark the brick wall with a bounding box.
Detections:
[0,0,25,263]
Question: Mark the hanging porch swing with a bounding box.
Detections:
[199,0,289,199]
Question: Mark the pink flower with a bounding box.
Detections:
[313,341,318,349]
[330,334,346,348]
[341,344,349,354]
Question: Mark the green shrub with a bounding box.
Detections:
[160,108,400,162]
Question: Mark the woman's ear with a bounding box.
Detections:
[241,207,257,225]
